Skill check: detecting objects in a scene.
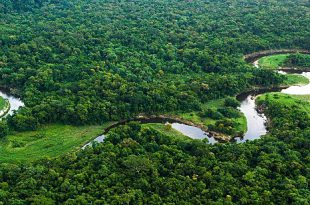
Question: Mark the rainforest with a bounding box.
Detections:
[0,0,309,204]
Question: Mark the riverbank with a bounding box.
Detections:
[102,114,232,142]
[243,49,310,63]
[257,92,310,121]
[237,51,310,142]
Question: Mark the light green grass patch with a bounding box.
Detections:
[0,96,9,111]
[257,93,310,115]
[0,123,113,163]
[293,95,310,102]
[258,54,289,69]
[283,74,309,86]
[144,123,192,142]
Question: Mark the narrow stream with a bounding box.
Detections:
[236,95,267,143]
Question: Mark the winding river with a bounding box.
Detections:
[235,58,310,142]
[84,53,310,147]
[0,52,307,147]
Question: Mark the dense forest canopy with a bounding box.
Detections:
[0,0,309,204]
[285,53,310,68]
[1,94,309,204]
[0,0,309,130]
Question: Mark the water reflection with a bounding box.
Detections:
[171,123,217,144]
[82,134,106,149]
[281,72,310,95]
[235,95,267,143]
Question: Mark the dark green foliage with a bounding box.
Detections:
[0,121,9,138]
[284,53,310,68]
[7,107,39,131]
[0,0,309,204]
[0,100,309,204]
[209,118,240,135]
[224,97,241,108]
[217,107,241,118]
[252,69,284,87]
[201,108,224,120]
[1,0,309,131]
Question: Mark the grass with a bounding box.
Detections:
[283,74,309,86]
[0,96,9,111]
[257,54,309,86]
[257,93,310,115]
[0,123,113,163]
[293,95,310,102]
[258,53,310,70]
[174,98,247,134]
[144,123,192,142]
[258,54,289,69]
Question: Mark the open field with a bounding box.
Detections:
[258,53,310,70]
[0,123,113,163]
[258,54,289,69]
[283,74,309,86]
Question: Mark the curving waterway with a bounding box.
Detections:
[281,72,310,95]
[235,59,310,142]
[82,121,218,149]
[84,52,310,147]
[0,54,307,147]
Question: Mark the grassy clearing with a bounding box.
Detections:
[143,123,192,142]
[174,98,247,134]
[283,74,309,86]
[258,53,310,70]
[0,123,113,163]
[258,54,289,69]
[257,93,310,115]
[293,95,310,102]
[258,54,309,86]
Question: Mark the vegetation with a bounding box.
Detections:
[257,53,310,86]
[175,98,246,136]
[0,101,309,204]
[283,74,309,86]
[258,54,289,69]
[285,53,310,68]
[257,93,310,117]
[294,94,310,102]
[143,123,192,142]
[0,0,309,204]
[259,53,310,69]
[0,123,112,163]
[0,96,8,112]
[1,0,309,134]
